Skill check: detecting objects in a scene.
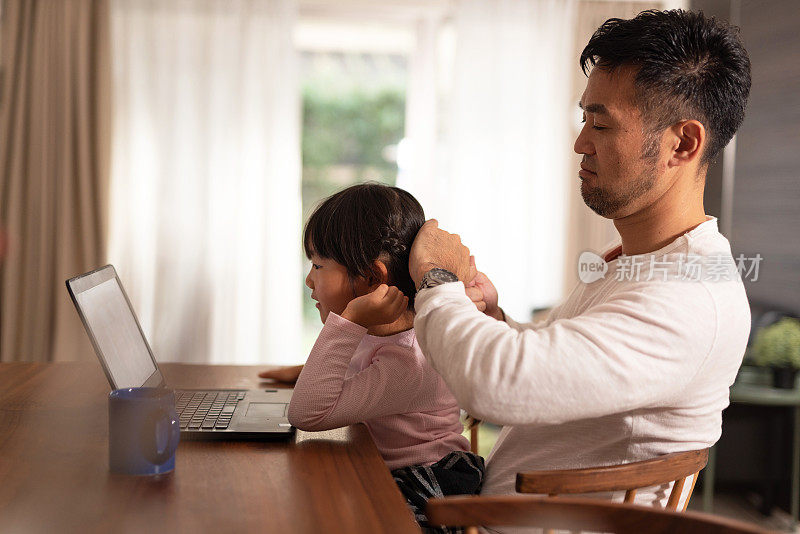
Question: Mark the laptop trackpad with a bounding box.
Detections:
[245,403,287,418]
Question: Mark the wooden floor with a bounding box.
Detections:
[689,491,798,533]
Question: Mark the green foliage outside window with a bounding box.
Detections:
[301,86,405,220]
[299,82,406,327]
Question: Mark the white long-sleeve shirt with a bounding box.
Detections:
[413,216,750,529]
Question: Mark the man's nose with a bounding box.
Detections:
[574,123,594,155]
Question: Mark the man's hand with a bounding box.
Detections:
[341,284,409,328]
[258,365,304,383]
[466,272,503,321]
[465,257,503,321]
[409,219,477,287]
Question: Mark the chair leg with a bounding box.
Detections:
[470,426,479,455]
[624,489,637,503]
[682,471,699,512]
[545,495,558,534]
[466,526,479,534]
[666,476,687,510]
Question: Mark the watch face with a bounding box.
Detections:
[419,268,458,291]
[430,268,458,283]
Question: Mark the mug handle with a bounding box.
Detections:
[140,407,180,466]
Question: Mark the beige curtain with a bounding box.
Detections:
[0,0,110,362]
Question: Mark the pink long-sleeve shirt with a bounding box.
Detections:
[287,312,470,470]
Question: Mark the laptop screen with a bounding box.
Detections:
[74,277,157,388]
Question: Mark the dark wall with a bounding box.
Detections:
[692,0,800,509]
[731,0,800,314]
[696,0,800,315]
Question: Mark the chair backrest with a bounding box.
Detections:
[426,495,768,534]
[515,449,709,510]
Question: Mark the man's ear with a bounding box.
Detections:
[667,120,705,169]
[368,260,389,289]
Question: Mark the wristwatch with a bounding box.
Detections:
[417,267,459,292]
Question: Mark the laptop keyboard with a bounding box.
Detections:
[175,390,246,430]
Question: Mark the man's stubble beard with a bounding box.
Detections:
[581,137,660,218]
[580,168,656,218]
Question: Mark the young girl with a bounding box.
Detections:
[259,183,483,533]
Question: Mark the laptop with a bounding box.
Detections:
[67,264,294,440]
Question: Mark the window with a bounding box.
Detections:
[295,18,412,351]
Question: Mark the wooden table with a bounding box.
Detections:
[0,362,420,534]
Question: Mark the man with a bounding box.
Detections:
[408,8,752,521]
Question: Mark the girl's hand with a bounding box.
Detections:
[341,284,409,328]
[258,364,304,383]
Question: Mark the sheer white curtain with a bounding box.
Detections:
[109,0,302,364]
[401,0,577,320]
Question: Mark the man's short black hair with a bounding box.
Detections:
[580,9,751,164]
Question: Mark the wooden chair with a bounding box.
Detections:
[470,424,479,455]
[429,449,709,534]
[463,414,480,455]
[426,495,769,533]
[515,448,709,511]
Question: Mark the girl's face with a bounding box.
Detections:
[305,254,368,323]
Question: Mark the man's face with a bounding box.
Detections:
[574,66,664,219]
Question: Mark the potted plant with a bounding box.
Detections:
[752,317,800,389]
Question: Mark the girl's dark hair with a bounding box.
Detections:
[303,183,425,309]
[580,9,751,165]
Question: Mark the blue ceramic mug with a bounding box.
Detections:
[108,387,180,475]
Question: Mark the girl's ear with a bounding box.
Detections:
[368,260,389,289]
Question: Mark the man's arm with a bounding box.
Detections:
[413,281,718,426]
